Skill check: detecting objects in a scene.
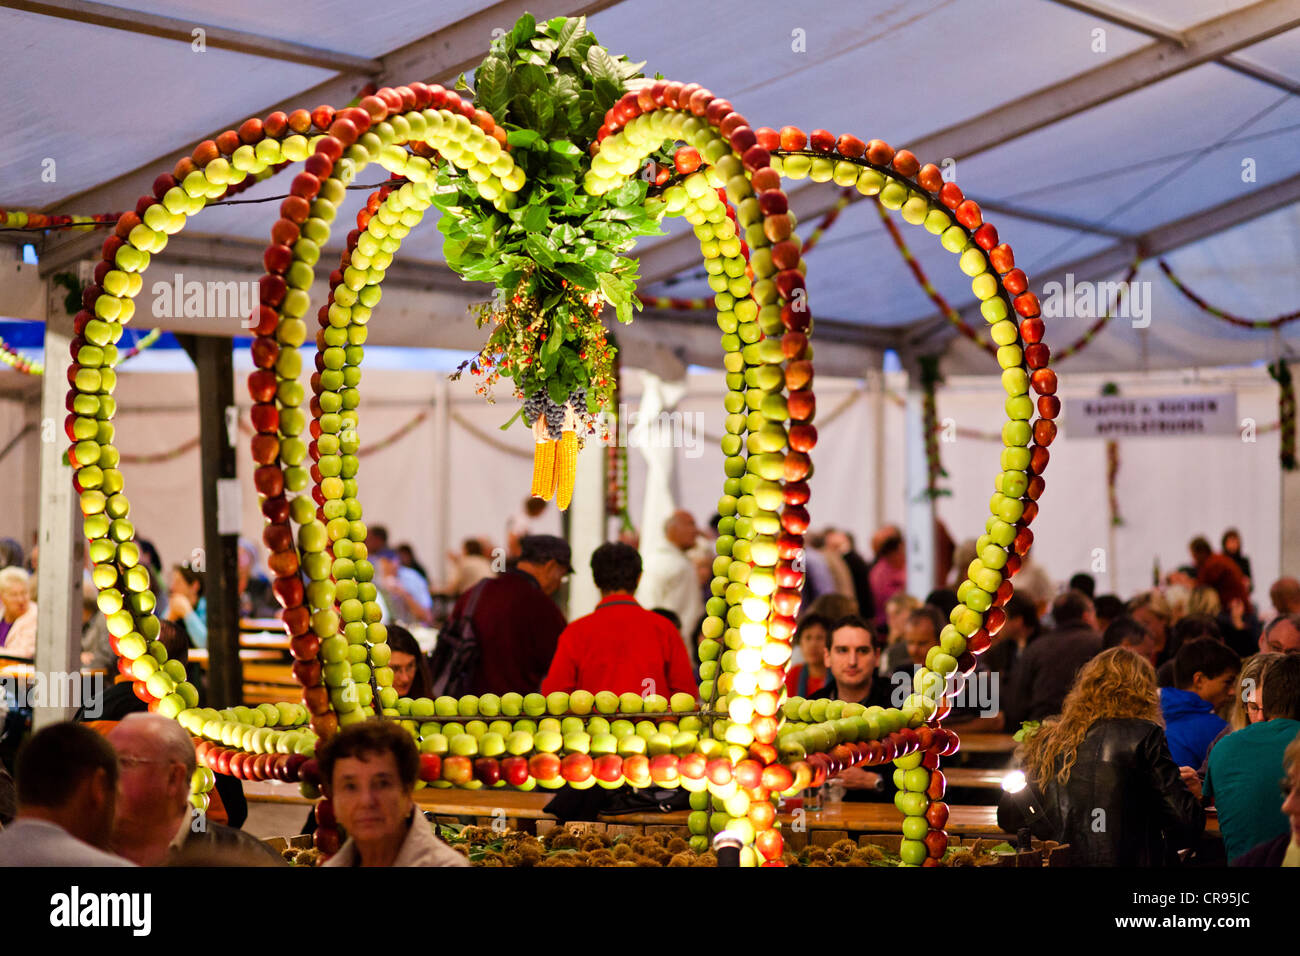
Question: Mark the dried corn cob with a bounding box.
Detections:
[531,417,556,500]
[555,405,578,511]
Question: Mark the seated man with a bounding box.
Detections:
[1207,654,1300,861]
[811,616,894,800]
[106,713,284,866]
[1159,638,1240,768]
[543,542,696,699]
[1232,728,1300,866]
[321,721,467,867]
[0,722,131,866]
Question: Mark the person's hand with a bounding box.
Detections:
[838,767,882,791]
[168,593,193,619]
[1179,766,1202,800]
[1228,598,1246,629]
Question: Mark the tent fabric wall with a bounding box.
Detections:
[3,360,1280,608]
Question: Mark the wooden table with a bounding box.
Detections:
[188,648,285,663]
[944,767,1008,790]
[953,733,1018,754]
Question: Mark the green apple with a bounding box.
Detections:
[617,734,647,756]
[457,695,479,717]
[537,718,561,735]
[479,733,506,757]
[522,693,546,717]
[465,720,488,738]
[448,734,478,757]
[568,690,595,715]
[594,691,619,714]
[433,696,458,718]
[902,816,929,841]
[618,693,643,714]
[560,716,584,736]
[420,734,448,755]
[563,732,591,754]
[500,692,523,716]
[534,730,563,753]
[505,731,533,755]
[477,693,501,717]
[610,719,635,739]
[670,692,696,713]
[545,692,569,715]
[591,733,618,755]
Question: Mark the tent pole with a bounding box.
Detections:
[33,271,87,729]
[177,334,241,708]
[902,364,935,600]
[433,381,450,588]
[567,431,605,620]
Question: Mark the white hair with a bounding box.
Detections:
[0,565,31,592]
[116,712,197,778]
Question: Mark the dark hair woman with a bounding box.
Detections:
[385,625,432,702]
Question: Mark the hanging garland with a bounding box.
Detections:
[0,336,42,375]
[1159,259,1300,330]
[875,197,1142,362]
[919,354,949,499]
[1268,359,1297,471]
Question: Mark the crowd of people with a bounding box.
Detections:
[3,515,1299,869]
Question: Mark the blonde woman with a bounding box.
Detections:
[0,566,37,659]
[1198,652,1283,773]
[997,647,1204,866]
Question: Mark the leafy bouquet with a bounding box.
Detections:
[434,14,669,443]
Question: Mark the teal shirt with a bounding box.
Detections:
[1205,718,1300,861]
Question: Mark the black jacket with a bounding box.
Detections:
[997,718,1204,866]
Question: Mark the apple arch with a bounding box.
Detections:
[67,77,1057,867]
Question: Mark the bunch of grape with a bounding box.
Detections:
[522,390,549,428]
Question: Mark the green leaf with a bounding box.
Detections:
[585,44,622,87]
[547,377,570,405]
[508,12,536,48]
[474,55,509,119]
[520,203,549,233]
[530,36,559,54]
[530,89,555,137]
[556,16,587,57]
[454,72,472,93]
[505,128,542,149]
[498,405,526,431]
[548,139,583,160]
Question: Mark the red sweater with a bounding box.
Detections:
[449,569,567,696]
[542,594,697,698]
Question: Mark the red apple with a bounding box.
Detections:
[441,755,473,785]
[593,754,624,783]
[501,756,530,787]
[674,147,701,174]
[473,757,501,786]
[926,801,950,829]
[924,829,949,858]
[528,752,561,783]
[733,759,763,790]
[648,754,679,786]
[779,126,807,150]
[809,129,835,152]
[622,754,651,788]
[677,753,706,781]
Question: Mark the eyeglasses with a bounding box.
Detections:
[118,756,169,769]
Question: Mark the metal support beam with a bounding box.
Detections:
[1048,0,1300,97]
[0,0,383,74]
[177,334,241,707]
[32,272,86,729]
[40,0,624,220]
[933,170,1300,354]
[633,0,1300,287]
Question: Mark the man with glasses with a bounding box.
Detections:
[107,713,283,865]
[1259,613,1300,655]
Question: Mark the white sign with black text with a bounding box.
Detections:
[1062,393,1237,439]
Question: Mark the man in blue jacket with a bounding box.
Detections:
[1160,637,1240,768]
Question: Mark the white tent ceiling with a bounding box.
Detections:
[2,0,1299,374]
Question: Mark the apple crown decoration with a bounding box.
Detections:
[59,4,1065,866]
